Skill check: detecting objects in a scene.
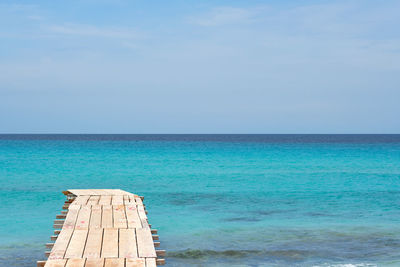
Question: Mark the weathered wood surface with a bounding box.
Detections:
[40,189,163,267]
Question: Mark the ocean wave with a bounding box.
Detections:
[312,264,377,267]
[222,216,262,222]
[167,249,315,260]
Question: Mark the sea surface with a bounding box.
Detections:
[0,134,399,267]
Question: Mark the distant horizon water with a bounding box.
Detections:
[1,134,399,266]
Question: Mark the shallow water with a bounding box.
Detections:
[0,135,399,266]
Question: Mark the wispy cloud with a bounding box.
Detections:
[1,1,400,133]
[27,15,44,21]
[47,24,140,39]
[189,6,261,26]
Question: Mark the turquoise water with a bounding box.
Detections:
[0,135,400,266]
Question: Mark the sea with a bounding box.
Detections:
[0,134,399,267]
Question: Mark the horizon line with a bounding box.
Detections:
[1,133,399,135]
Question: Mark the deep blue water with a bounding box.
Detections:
[0,134,399,266]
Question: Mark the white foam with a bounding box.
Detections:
[313,263,377,267]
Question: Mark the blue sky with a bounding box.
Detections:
[0,0,399,133]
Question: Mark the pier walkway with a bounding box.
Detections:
[37,189,165,267]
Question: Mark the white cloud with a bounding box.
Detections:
[27,15,44,21]
[47,24,140,39]
[189,6,260,26]
[1,1,400,132]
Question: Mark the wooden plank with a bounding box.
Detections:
[145,258,156,267]
[65,259,85,267]
[75,206,91,229]
[129,195,136,204]
[98,195,111,205]
[134,197,143,206]
[156,250,165,256]
[103,189,117,195]
[89,205,102,228]
[76,189,96,195]
[135,198,145,208]
[117,190,132,196]
[87,196,100,205]
[54,223,64,229]
[65,229,88,258]
[91,189,103,195]
[112,195,123,205]
[89,189,103,195]
[135,197,150,228]
[118,189,135,196]
[63,206,80,229]
[135,197,144,206]
[44,259,67,267]
[155,259,165,266]
[104,258,124,267]
[137,205,148,228]
[99,189,112,195]
[95,189,115,195]
[67,189,91,196]
[126,259,145,267]
[113,205,127,228]
[101,205,113,228]
[84,259,104,267]
[67,189,134,196]
[128,194,136,203]
[119,228,138,258]
[136,228,156,258]
[73,196,90,205]
[123,195,130,205]
[114,189,127,195]
[49,228,74,260]
[83,228,103,258]
[101,228,118,258]
[125,205,142,228]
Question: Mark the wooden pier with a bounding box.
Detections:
[37,189,165,267]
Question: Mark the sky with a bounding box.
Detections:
[0,0,399,133]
